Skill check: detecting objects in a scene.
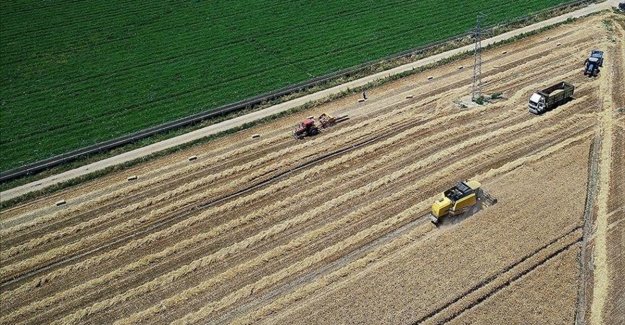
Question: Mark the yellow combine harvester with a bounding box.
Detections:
[429,180,496,226]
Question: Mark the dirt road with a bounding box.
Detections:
[0,13,623,325]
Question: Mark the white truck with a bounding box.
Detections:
[528,82,575,114]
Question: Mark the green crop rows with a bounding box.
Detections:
[0,0,572,172]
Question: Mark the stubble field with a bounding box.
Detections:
[0,13,623,324]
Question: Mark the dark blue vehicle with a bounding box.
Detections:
[584,50,604,77]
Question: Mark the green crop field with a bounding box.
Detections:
[0,0,573,172]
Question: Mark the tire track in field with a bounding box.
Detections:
[590,21,618,325]
[575,133,601,325]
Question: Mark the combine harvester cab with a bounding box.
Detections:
[429,180,496,226]
[528,81,574,114]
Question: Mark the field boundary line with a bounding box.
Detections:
[590,24,617,324]
[575,135,601,325]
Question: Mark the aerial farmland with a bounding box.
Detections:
[0,0,581,170]
[0,1,624,324]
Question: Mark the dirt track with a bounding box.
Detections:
[0,14,623,325]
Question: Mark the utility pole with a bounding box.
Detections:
[472,13,485,102]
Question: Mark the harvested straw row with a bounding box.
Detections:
[124,204,435,325]
[232,216,436,325]
[62,112,586,325]
[1,103,498,319]
[0,95,488,279]
[1,110,492,322]
[0,133,288,236]
[149,118,590,324]
[230,132,592,325]
[1,93,431,239]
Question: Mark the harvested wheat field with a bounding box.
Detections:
[1,13,624,325]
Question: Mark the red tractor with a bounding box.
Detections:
[293,117,320,139]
